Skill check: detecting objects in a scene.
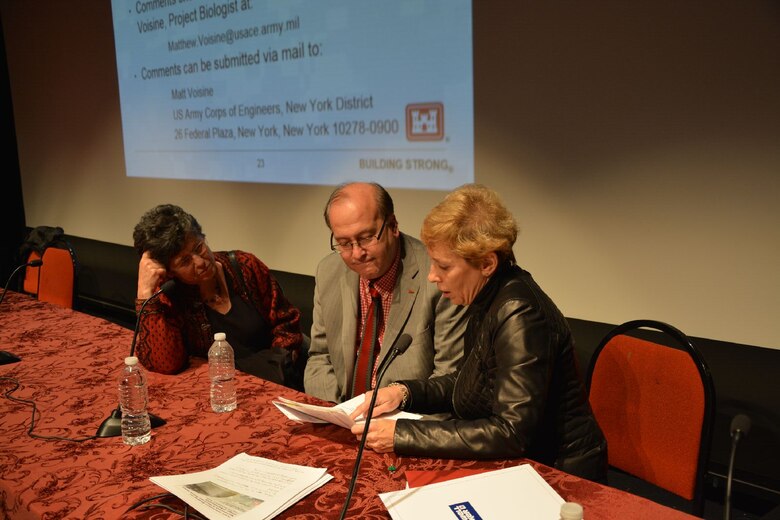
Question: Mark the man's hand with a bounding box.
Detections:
[348,385,405,421]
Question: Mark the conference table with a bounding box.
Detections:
[0,292,697,519]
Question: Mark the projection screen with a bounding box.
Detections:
[111,0,474,189]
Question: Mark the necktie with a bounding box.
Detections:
[352,284,382,397]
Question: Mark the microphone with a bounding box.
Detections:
[724,414,751,520]
[96,279,176,438]
[339,333,413,520]
[0,258,44,307]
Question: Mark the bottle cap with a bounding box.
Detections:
[560,502,583,519]
[124,356,139,366]
[214,332,226,341]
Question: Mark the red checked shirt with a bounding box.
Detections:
[357,248,400,385]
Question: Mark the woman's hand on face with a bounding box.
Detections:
[137,251,167,299]
[348,386,404,422]
[350,419,397,453]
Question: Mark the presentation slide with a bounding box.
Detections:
[111,0,474,190]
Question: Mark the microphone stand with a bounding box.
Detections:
[724,414,751,520]
[339,334,412,520]
[0,259,43,307]
[96,280,175,438]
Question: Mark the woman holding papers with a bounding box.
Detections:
[350,184,607,481]
[133,204,303,387]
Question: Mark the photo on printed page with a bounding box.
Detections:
[184,481,263,512]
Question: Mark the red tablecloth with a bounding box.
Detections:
[0,292,697,519]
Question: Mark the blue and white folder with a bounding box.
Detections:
[380,464,564,520]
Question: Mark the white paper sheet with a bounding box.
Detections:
[380,464,564,520]
[272,394,421,428]
[150,453,332,520]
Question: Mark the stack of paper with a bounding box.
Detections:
[380,464,564,519]
[150,453,332,520]
[272,394,421,428]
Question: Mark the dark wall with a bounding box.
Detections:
[0,12,26,283]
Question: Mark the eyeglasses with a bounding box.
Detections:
[171,240,209,270]
[330,218,387,253]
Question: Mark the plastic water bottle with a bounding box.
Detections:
[118,356,151,446]
[208,332,237,412]
[559,502,584,520]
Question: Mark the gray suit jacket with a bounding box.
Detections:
[304,233,466,403]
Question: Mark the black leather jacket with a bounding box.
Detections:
[394,262,607,481]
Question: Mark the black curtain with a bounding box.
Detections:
[0,11,28,282]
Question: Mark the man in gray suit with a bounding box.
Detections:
[304,182,466,403]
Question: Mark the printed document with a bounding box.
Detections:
[380,464,564,519]
[150,453,332,520]
[272,394,421,428]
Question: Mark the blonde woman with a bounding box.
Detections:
[351,184,607,481]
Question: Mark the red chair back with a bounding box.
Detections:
[38,246,76,309]
[586,320,714,516]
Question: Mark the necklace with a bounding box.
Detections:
[205,293,224,305]
[203,277,225,305]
